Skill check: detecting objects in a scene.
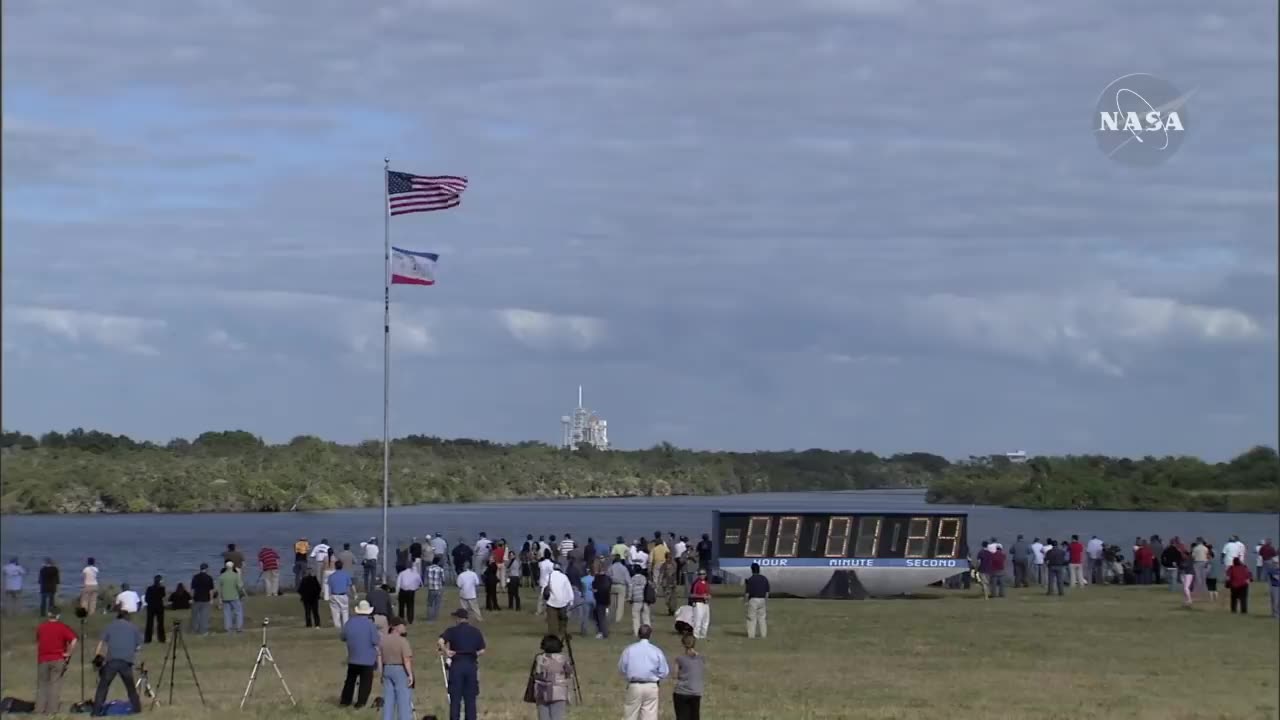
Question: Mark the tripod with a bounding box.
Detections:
[561,632,583,703]
[240,619,297,709]
[151,621,206,708]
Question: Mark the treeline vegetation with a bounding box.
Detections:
[0,428,1275,514]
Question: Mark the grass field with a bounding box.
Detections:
[2,582,1277,719]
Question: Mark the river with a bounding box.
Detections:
[1,490,1275,599]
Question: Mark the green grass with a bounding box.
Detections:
[3,583,1277,719]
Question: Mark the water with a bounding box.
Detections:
[1,490,1275,598]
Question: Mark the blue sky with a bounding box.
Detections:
[2,0,1276,459]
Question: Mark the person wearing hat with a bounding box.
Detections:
[339,600,381,709]
[216,560,245,633]
[380,616,415,720]
[35,607,78,714]
[438,608,486,720]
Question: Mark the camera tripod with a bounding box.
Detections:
[151,621,206,708]
[560,632,583,703]
[240,618,297,709]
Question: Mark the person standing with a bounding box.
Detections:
[583,537,598,571]
[1265,556,1280,618]
[439,608,486,720]
[143,575,167,644]
[292,537,310,591]
[530,634,575,720]
[222,544,245,572]
[395,563,422,624]
[1044,540,1067,596]
[452,541,474,578]
[506,551,523,610]
[1223,535,1246,569]
[380,617,415,720]
[457,564,483,621]
[1260,539,1277,582]
[672,634,705,720]
[1254,539,1267,582]
[1191,538,1210,597]
[695,535,713,576]
[744,562,770,639]
[114,583,141,615]
[674,536,689,585]
[544,564,574,638]
[217,562,245,633]
[360,538,380,592]
[1067,535,1085,587]
[609,557,631,623]
[578,565,597,636]
[1205,545,1220,602]
[557,534,575,568]
[474,533,493,572]
[298,568,322,629]
[328,560,354,630]
[367,583,394,626]
[1162,541,1184,591]
[482,561,500,613]
[37,558,59,617]
[628,569,653,638]
[35,608,78,714]
[1030,539,1045,586]
[91,610,144,716]
[257,545,281,597]
[1009,536,1030,588]
[4,557,26,615]
[689,569,711,639]
[79,558,100,616]
[339,601,381,709]
[338,544,356,575]
[190,563,214,635]
[1179,549,1196,606]
[425,557,446,621]
[1225,558,1251,614]
[660,557,679,616]
[536,551,555,617]
[649,537,669,580]
[617,624,668,720]
[1085,536,1104,585]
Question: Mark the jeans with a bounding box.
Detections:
[340,663,375,708]
[1230,585,1249,614]
[537,700,568,720]
[673,692,702,720]
[507,579,522,610]
[381,665,413,720]
[1270,585,1280,618]
[426,590,443,621]
[39,591,57,616]
[1033,564,1044,586]
[1012,561,1028,587]
[1047,566,1066,595]
[1090,558,1104,585]
[293,561,306,591]
[222,600,244,632]
[593,603,611,637]
[987,573,1006,598]
[363,562,378,593]
[191,601,211,634]
[92,660,141,716]
[447,660,479,720]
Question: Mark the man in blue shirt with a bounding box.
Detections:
[327,561,354,631]
[438,609,486,720]
[338,600,380,708]
[617,624,669,720]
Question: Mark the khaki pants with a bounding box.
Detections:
[630,602,652,637]
[36,660,64,713]
[262,569,280,596]
[1069,564,1084,587]
[623,682,659,720]
[746,597,767,638]
[80,588,98,614]
[460,597,483,621]
[611,586,627,622]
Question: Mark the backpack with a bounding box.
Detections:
[0,697,36,713]
[643,580,656,605]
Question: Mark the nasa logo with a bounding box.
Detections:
[1094,73,1192,167]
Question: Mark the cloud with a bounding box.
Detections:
[497,309,606,352]
[8,306,166,356]
[205,328,247,352]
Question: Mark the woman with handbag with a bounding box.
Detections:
[525,634,574,720]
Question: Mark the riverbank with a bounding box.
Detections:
[1,585,1275,719]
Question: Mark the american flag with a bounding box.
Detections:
[387,170,467,216]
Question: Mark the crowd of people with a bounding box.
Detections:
[7,528,1276,720]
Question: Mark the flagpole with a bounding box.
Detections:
[382,156,391,586]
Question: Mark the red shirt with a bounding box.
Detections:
[36,621,77,664]
[691,578,711,602]
[1068,542,1084,564]
[258,548,280,571]
[1135,546,1154,567]
[493,546,506,564]
[1261,544,1277,562]
[1226,563,1252,589]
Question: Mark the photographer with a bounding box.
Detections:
[35,608,78,714]
[91,610,144,716]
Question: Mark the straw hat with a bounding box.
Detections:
[353,600,374,616]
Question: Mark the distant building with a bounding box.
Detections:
[1005,450,1028,464]
[561,386,609,451]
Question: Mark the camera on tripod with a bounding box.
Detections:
[74,607,89,620]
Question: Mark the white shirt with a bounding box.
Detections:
[311,543,331,562]
[558,539,576,557]
[538,559,555,588]
[3,563,25,591]
[431,537,447,556]
[545,570,574,609]
[1031,543,1045,564]
[115,590,141,613]
[395,568,423,592]
[631,549,650,570]
[674,541,687,560]
[360,542,379,562]
[456,570,480,600]
[475,538,492,556]
[1086,538,1104,560]
[82,565,100,588]
[1223,541,1245,565]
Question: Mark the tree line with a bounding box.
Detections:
[0,428,1274,514]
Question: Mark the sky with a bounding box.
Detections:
[2,0,1276,460]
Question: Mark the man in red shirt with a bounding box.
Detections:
[1134,542,1155,585]
[690,569,712,639]
[35,608,78,714]
[258,546,281,597]
[1068,535,1086,587]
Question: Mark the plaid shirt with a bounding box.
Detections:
[425,564,445,591]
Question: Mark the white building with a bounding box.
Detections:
[561,386,609,450]
[1005,450,1028,463]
